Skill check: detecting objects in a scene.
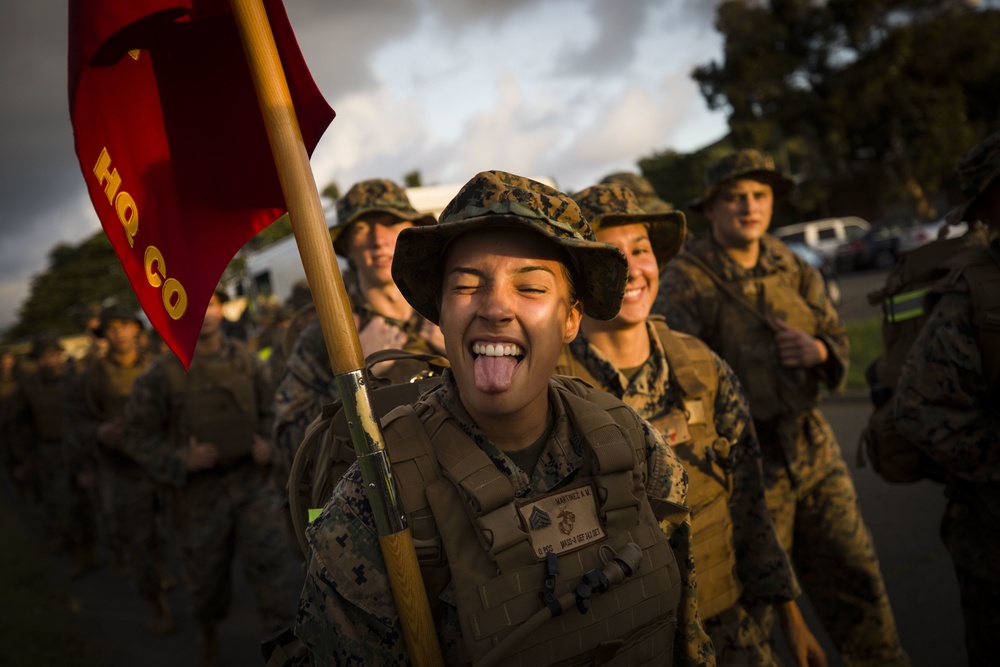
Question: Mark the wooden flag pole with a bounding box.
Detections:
[229,1,444,664]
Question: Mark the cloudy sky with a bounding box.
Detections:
[0,0,727,333]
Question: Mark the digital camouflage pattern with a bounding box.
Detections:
[331,178,436,256]
[123,338,298,634]
[894,246,1000,664]
[658,234,910,666]
[688,150,794,212]
[391,170,628,324]
[599,171,675,213]
[271,300,442,480]
[567,321,800,665]
[572,183,687,265]
[296,371,716,666]
[66,350,169,601]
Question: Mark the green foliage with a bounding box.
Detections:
[693,0,1000,218]
[403,170,422,188]
[4,232,136,343]
[320,181,340,202]
[846,317,884,392]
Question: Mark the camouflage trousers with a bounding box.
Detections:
[704,603,780,667]
[35,442,97,554]
[172,459,301,636]
[96,456,170,600]
[761,453,910,667]
[941,481,1000,667]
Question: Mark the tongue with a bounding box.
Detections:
[474,355,519,393]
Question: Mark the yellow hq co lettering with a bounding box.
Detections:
[92,148,188,321]
[93,148,137,247]
[144,246,188,320]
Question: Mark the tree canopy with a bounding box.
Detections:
[687,0,1000,219]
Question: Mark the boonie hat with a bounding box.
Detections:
[331,179,437,256]
[391,170,628,324]
[945,130,1000,226]
[95,302,144,338]
[572,184,687,266]
[689,149,794,212]
[599,172,674,213]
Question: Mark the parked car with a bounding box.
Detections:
[897,218,969,254]
[835,223,908,272]
[772,216,870,261]
[785,241,842,307]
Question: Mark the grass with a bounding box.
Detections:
[0,497,105,667]
[845,316,884,392]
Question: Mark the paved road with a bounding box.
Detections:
[835,267,889,323]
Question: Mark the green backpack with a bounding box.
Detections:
[859,224,1000,483]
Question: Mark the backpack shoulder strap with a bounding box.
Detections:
[673,253,778,332]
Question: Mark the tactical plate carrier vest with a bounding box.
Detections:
[373,377,683,666]
[161,342,259,466]
[556,320,740,620]
[86,355,148,464]
[675,243,820,424]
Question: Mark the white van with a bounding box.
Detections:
[772,216,870,260]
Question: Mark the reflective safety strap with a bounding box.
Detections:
[886,287,928,323]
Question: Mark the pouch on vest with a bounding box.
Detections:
[859,225,998,484]
[287,349,448,557]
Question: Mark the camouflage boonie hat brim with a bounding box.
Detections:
[392,170,628,324]
[599,171,675,213]
[945,130,1000,226]
[331,179,436,256]
[689,149,794,212]
[572,184,687,267]
[95,303,144,338]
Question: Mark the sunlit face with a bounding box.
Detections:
[705,178,774,250]
[103,319,141,355]
[344,212,414,289]
[590,223,658,330]
[439,228,582,425]
[0,352,14,375]
[201,295,224,338]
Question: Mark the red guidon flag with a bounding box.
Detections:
[68,0,334,368]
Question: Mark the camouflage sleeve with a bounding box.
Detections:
[274,322,339,472]
[1,384,32,467]
[641,411,717,667]
[296,465,411,666]
[710,353,800,603]
[656,261,715,342]
[799,260,849,392]
[894,291,1000,482]
[63,367,100,465]
[122,360,188,486]
[252,353,275,442]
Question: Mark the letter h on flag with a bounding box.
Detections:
[68,0,334,368]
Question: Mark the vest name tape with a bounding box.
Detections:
[517,484,606,559]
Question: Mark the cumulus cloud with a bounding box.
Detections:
[0,0,730,334]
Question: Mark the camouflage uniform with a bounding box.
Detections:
[273,179,439,477]
[599,171,675,212]
[296,171,715,666]
[565,323,799,666]
[67,344,170,606]
[894,132,1000,667]
[123,336,299,637]
[297,371,713,667]
[657,150,908,667]
[565,183,797,666]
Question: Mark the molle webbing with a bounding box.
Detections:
[379,380,681,665]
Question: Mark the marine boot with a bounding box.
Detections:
[144,593,177,637]
[195,625,220,667]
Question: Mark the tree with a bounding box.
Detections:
[693,0,1000,219]
[4,232,136,342]
[403,170,422,188]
